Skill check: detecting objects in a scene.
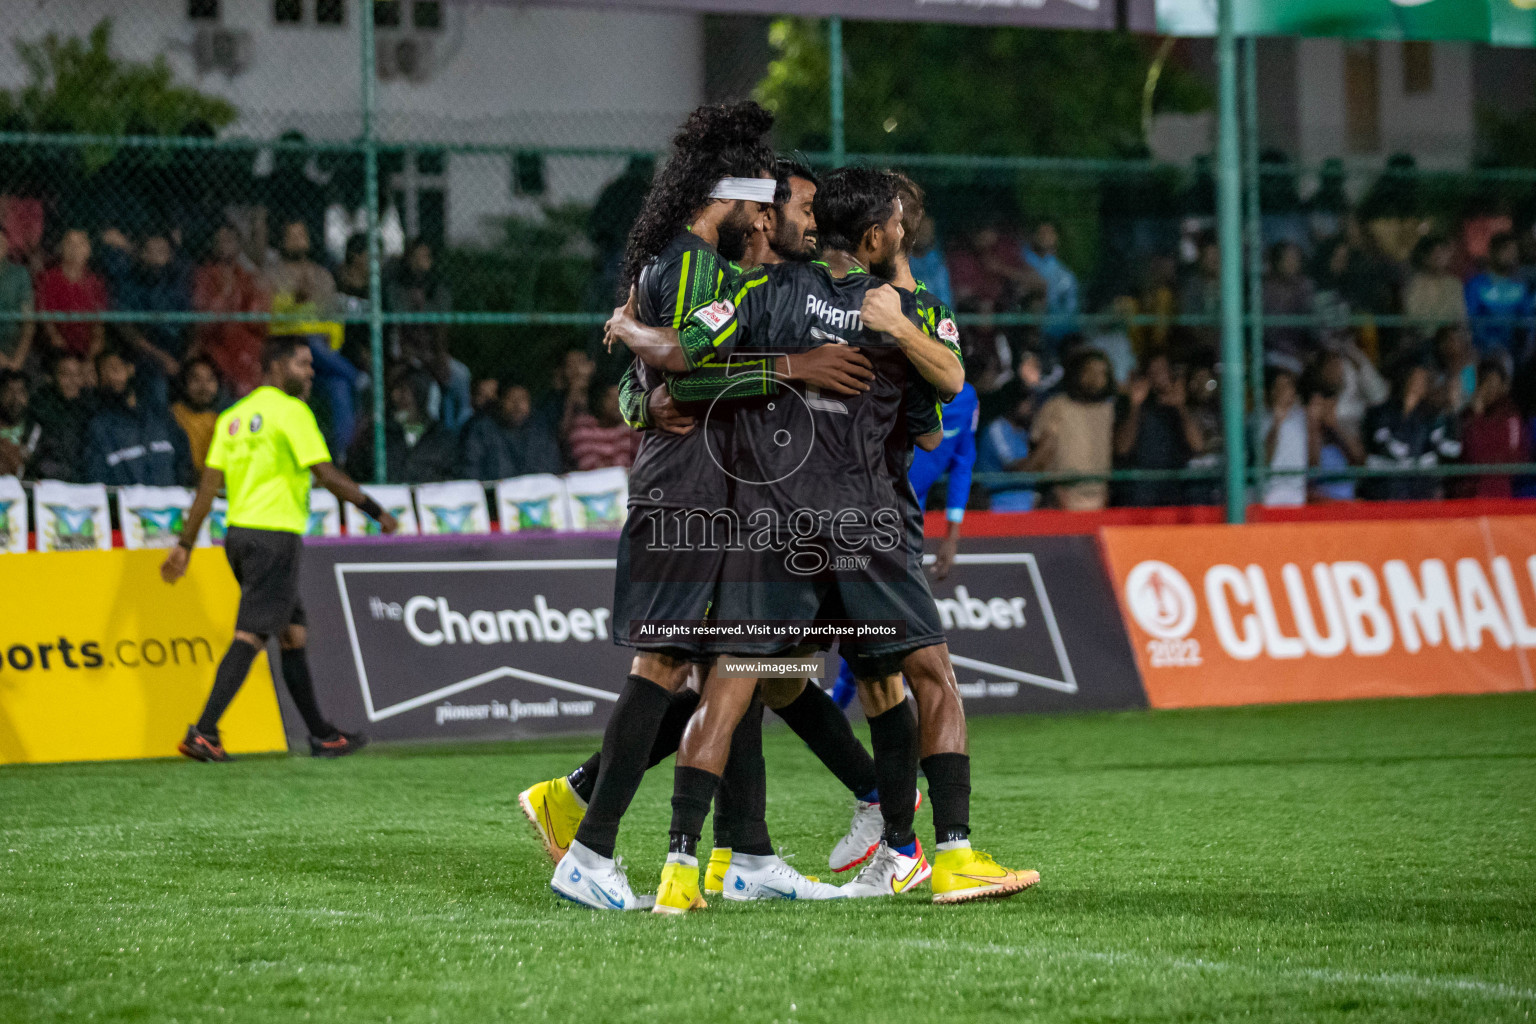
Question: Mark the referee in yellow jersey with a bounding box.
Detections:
[161,336,398,761]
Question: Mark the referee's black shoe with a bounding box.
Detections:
[178,725,234,762]
[309,730,369,758]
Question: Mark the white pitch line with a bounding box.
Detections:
[901,939,1536,1005]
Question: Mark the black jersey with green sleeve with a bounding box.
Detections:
[679,261,940,536]
[901,282,962,439]
[624,231,737,510]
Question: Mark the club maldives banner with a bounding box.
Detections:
[0,549,288,764]
[1100,516,1536,709]
[526,0,1156,31]
[294,532,1145,748]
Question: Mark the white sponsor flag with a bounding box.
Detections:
[0,475,28,553]
[564,468,628,531]
[117,485,205,550]
[495,474,569,532]
[345,483,418,536]
[307,488,342,538]
[415,480,491,536]
[34,480,111,553]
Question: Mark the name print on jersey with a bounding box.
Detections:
[805,293,862,332]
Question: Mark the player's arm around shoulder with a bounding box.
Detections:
[861,283,963,401]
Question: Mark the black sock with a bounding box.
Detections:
[772,683,878,800]
[567,688,699,804]
[280,647,334,738]
[566,753,602,804]
[922,753,972,845]
[572,675,672,860]
[716,699,771,856]
[866,700,919,848]
[668,764,720,859]
[196,639,260,735]
[650,687,701,766]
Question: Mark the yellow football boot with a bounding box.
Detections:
[518,776,585,863]
[652,858,708,915]
[930,845,1040,905]
[702,848,732,896]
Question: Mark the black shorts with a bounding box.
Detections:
[708,534,945,675]
[225,526,306,637]
[610,506,723,663]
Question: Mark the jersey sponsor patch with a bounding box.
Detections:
[936,318,960,344]
[692,300,735,332]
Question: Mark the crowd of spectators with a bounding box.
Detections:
[3,157,1535,510]
[0,218,639,490]
[929,199,1536,509]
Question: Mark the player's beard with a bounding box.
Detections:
[770,223,817,263]
[714,202,758,262]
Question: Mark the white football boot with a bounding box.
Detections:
[829,790,923,873]
[721,852,847,902]
[837,840,932,898]
[550,840,655,911]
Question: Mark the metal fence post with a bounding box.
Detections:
[1243,35,1265,501]
[829,16,846,166]
[361,0,387,482]
[1217,0,1248,524]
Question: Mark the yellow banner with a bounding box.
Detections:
[0,549,288,764]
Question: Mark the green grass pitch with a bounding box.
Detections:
[2,693,1534,1023]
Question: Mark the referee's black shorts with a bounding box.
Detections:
[225,526,307,637]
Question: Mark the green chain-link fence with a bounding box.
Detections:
[0,7,1533,505]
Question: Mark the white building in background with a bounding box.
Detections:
[0,0,704,244]
[1150,37,1491,175]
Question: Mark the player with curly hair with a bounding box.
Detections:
[539,102,873,912]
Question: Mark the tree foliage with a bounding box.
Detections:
[0,20,237,171]
[756,19,1209,158]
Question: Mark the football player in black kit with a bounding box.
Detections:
[607,167,1040,912]
[540,105,877,911]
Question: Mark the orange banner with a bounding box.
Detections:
[1100,517,1536,708]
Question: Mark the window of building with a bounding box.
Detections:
[274,0,303,24]
[374,0,402,27]
[316,0,345,25]
[514,152,547,197]
[188,0,220,21]
[413,1,442,31]
[1344,41,1381,154]
[1403,41,1434,95]
[391,149,448,249]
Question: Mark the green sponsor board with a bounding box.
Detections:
[1158,0,1536,45]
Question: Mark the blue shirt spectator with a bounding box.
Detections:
[1022,220,1080,343]
[1465,233,1534,359]
[905,211,953,310]
[909,382,978,523]
[977,391,1037,512]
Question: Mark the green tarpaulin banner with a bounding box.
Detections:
[1157,0,1536,45]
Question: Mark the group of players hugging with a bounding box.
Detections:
[517,101,1040,914]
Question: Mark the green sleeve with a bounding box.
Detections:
[677,266,769,368]
[618,360,652,430]
[658,247,728,330]
[667,352,780,404]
